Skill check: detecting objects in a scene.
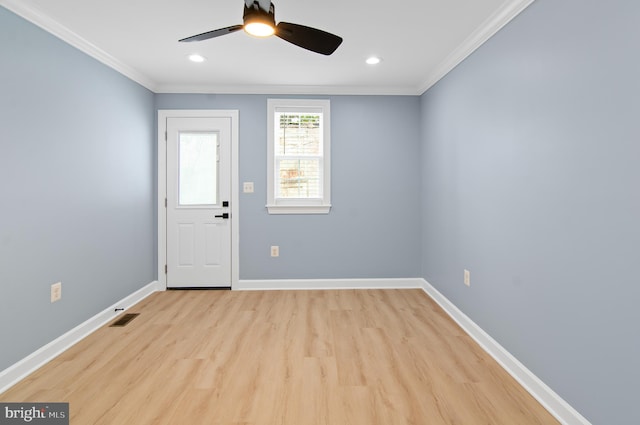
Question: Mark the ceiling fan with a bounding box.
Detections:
[179,0,343,55]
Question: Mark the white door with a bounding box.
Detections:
[166,116,231,288]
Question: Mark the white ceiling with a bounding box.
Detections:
[1,0,533,95]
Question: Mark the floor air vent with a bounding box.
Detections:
[110,313,139,327]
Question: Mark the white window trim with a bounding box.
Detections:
[267,99,331,214]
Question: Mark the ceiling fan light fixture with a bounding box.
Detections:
[244,21,275,37]
[243,2,276,37]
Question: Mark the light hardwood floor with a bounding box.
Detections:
[1,289,559,424]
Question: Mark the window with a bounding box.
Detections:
[267,99,331,214]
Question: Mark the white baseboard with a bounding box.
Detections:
[236,277,424,291]
[420,279,590,425]
[0,280,162,395]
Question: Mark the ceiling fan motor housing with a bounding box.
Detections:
[243,1,276,28]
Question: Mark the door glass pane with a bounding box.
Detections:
[179,132,218,206]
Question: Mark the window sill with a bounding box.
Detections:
[266,204,331,215]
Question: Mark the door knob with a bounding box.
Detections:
[215,213,229,219]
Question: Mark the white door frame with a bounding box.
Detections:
[158,110,239,290]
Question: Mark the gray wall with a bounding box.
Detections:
[0,8,156,371]
[156,94,422,280]
[420,0,640,423]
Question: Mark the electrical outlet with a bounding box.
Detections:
[243,182,254,193]
[464,270,471,287]
[51,282,62,303]
[270,245,279,257]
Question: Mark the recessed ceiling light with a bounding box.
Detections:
[188,54,206,63]
[366,56,382,65]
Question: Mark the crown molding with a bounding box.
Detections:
[154,83,419,96]
[417,0,536,94]
[0,0,158,92]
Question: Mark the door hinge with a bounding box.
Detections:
[164,131,167,141]
[164,264,168,274]
[165,198,167,208]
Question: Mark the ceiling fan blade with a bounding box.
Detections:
[276,22,342,55]
[179,25,243,42]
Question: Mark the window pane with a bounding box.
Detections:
[179,132,218,206]
[277,158,321,198]
[276,112,322,156]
